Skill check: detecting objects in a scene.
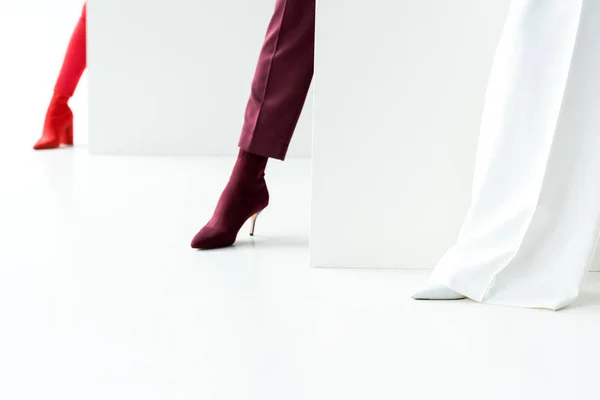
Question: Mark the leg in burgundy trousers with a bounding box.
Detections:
[239,0,315,160]
[34,3,87,150]
[191,0,315,249]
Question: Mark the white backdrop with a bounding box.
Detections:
[87,0,312,157]
[310,0,512,269]
[0,0,89,149]
[311,0,600,272]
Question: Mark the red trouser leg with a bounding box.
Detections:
[238,0,315,161]
[54,3,87,97]
[34,3,85,150]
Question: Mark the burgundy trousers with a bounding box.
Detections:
[238,0,315,160]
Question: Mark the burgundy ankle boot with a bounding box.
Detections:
[191,150,270,250]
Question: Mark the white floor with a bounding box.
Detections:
[2,145,600,400]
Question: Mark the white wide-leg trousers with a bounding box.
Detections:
[415,0,600,310]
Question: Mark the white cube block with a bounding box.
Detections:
[87,0,312,156]
[310,0,511,268]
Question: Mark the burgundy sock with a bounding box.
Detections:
[229,149,268,187]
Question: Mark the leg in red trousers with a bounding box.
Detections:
[191,0,315,249]
[34,3,87,150]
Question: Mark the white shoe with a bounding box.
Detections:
[412,284,466,300]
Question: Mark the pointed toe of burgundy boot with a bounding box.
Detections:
[191,226,237,250]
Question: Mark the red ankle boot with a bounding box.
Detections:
[33,94,73,150]
[191,150,270,250]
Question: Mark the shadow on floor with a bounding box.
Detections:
[233,234,309,249]
[191,235,309,252]
[564,291,600,310]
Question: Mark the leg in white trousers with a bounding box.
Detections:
[413,0,600,310]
